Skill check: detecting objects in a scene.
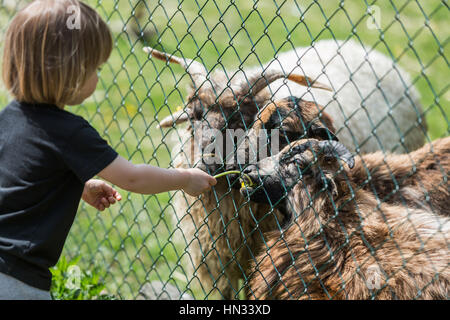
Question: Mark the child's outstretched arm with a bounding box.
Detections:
[98,155,217,197]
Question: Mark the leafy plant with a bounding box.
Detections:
[50,256,116,300]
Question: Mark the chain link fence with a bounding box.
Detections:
[0,0,448,300]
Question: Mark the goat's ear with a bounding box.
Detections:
[157,109,191,128]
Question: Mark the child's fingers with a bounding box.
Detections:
[203,183,213,193]
[113,191,122,201]
[105,184,122,201]
[101,182,117,196]
[108,196,116,204]
[101,197,110,208]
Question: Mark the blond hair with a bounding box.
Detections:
[2,0,112,106]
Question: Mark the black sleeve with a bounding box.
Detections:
[61,122,118,183]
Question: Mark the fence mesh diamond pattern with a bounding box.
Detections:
[0,0,448,300]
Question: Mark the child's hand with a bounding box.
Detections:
[181,168,217,197]
[82,179,122,211]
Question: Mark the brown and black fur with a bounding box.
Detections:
[242,138,449,299]
[350,137,450,216]
[251,97,337,147]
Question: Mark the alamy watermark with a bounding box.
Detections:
[365,264,382,290]
[66,5,81,30]
[65,264,81,290]
[187,128,282,167]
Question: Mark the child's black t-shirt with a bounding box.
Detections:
[0,100,118,291]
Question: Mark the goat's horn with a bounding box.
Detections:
[241,69,332,97]
[157,109,190,128]
[143,47,210,90]
[318,140,355,169]
[286,73,332,91]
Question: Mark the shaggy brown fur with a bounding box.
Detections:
[243,138,449,299]
[252,99,335,135]
[349,137,450,216]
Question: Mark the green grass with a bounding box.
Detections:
[0,0,448,299]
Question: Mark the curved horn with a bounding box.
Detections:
[143,47,210,90]
[239,69,332,97]
[157,109,190,129]
[318,140,355,169]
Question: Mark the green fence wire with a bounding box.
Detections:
[0,0,448,300]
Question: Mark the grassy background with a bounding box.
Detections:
[0,0,448,299]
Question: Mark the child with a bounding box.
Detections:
[0,0,216,300]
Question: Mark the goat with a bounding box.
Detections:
[144,46,332,299]
[143,40,428,298]
[242,138,449,299]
